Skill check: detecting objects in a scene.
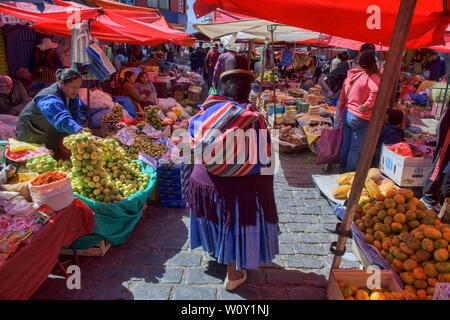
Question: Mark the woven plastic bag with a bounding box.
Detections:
[315,127,343,165]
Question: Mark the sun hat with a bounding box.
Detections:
[220,55,256,81]
[37,38,59,51]
[225,43,240,53]
[0,75,13,94]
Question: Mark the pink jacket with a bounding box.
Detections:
[339,68,380,121]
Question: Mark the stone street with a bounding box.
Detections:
[31,152,362,300]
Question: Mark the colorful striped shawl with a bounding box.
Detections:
[189,95,271,177]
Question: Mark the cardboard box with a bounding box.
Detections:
[379,144,432,187]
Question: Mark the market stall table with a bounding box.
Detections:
[0,198,94,300]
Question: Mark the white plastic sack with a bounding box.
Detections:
[158,98,177,110]
[79,89,115,109]
[29,175,74,212]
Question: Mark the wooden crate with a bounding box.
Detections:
[327,269,407,300]
[60,240,112,257]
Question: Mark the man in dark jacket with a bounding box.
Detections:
[372,109,405,167]
[426,52,446,81]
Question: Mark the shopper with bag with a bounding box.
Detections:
[338,50,381,173]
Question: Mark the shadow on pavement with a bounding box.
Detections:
[31,202,189,300]
[203,260,328,300]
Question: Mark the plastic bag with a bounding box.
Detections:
[387,142,414,157]
[8,138,42,153]
[208,86,217,95]
[315,127,343,165]
[0,164,15,185]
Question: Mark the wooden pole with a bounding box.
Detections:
[329,0,418,272]
[247,40,254,70]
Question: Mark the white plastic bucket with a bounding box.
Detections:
[29,172,74,212]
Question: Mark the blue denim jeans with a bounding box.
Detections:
[339,108,370,173]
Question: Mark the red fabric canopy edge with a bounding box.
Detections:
[193,0,450,49]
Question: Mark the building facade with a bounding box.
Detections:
[132,0,187,31]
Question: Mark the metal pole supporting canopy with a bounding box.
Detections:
[268,24,277,126]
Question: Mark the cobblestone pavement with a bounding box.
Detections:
[31,152,362,300]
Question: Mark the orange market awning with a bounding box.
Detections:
[193,0,450,49]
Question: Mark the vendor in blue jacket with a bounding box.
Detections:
[372,109,405,167]
[16,68,84,158]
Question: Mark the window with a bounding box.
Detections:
[159,0,169,10]
[178,0,185,13]
[147,0,169,10]
[147,0,158,8]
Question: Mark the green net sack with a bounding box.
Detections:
[71,161,157,250]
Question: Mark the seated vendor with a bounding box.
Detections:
[15,68,85,158]
[119,71,153,114]
[0,75,29,116]
[134,71,158,105]
[372,109,405,167]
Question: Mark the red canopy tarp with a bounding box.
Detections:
[0,198,94,300]
[193,0,450,49]
[298,26,450,52]
[32,9,192,46]
[0,1,193,46]
[0,1,101,23]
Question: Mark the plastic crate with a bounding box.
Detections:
[161,199,186,209]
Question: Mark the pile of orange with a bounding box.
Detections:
[354,188,450,300]
[338,281,405,300]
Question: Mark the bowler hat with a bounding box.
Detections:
[220,55,256,81]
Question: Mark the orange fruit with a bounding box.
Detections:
[416,289,427,300]
[355,289,370,300]
[369,292,386,300]
[404,291,418,300]
[403,259,419,272]
[375,193,385,201]
[394,213,406,224]
[373,240,382,250]
[427,278,438,287]
[387,208,398,216]
[385,190,396,198]
[413,267,427,281]
[364,233,375,244]
[394,194,405,204]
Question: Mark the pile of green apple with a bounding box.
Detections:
[98,138,149,198]
[26,153,58,173]
[63,132,149,203]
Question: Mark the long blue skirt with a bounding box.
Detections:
[190,195,279,270]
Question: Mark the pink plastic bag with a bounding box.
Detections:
[315,127,343,165]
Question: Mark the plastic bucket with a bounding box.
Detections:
[29,172,74,212]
